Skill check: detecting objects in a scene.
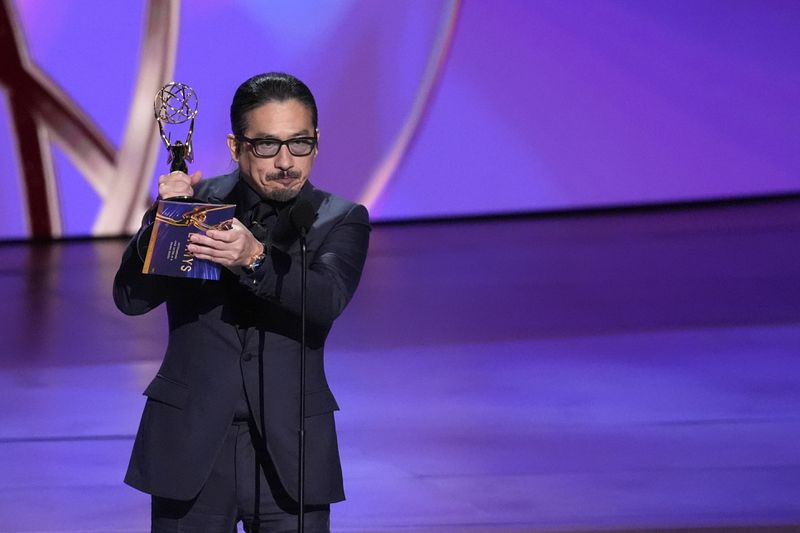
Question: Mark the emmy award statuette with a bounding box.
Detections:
[154,81,198,177]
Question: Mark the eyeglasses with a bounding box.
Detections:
[236,135,317,158]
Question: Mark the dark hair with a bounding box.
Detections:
[230,72,318,137]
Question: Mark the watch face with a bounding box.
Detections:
[248,254,266,272]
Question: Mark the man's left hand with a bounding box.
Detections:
[187,219,263,269]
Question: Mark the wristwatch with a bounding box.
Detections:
[244,244,267,273]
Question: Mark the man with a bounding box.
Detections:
[114,72,370,532]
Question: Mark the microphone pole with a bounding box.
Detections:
[298,225,307,533]
[289,199,314,533]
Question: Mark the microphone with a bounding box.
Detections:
[270,199,316,251]
[290,199,315,238]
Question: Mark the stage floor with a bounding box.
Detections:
[1,198,799,532]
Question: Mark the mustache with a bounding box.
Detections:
[265,170,302,181]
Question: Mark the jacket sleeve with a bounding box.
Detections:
[236,203,370,330]
[113,205,168,316]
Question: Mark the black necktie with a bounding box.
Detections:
[247,202,274,243]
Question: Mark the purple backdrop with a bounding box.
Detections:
[1,0,798,239]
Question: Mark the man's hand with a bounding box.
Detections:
[158,170,202,199]
[187,219,264,269]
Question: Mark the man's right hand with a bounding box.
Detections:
[158,170,202,199]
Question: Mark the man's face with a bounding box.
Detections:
[227,99,318,202]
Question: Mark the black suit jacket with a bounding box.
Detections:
[113,172,370,504]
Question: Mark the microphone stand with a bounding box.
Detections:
[288,199,314,533]
[297,229,308,533]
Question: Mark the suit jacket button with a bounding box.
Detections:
[242,352,254,362]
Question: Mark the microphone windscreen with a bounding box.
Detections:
[270,207,294,248]
[290,199,315,234]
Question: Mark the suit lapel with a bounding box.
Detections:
[203,171,240,205]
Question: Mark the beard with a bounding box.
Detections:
[264,186,301,202]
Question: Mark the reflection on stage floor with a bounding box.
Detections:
[1,197,799,532]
